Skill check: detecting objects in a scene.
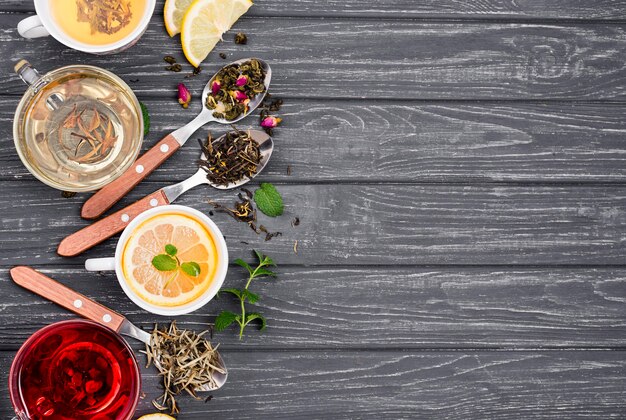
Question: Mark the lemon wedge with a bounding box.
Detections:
[181,0,253,67]
[164,0,196,36]
[137,414,176,420]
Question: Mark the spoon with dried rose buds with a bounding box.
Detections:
[81,58,271,220]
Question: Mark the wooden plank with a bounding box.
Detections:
[5,99,626,183]
[4,0,626,19]
[3,181,626,266]
[1,349,626,418]
[0,266,625,349]
[4,17,626,100]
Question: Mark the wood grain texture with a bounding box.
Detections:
[0,266,625,349]
[3,16,626,100]
[2,349,626,419]
[3,181,626,266]
[4,0,626,19]
[5,99,626,183]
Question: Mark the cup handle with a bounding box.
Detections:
[85,257,116,272]
[17,15,50,39]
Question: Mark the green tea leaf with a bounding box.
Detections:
[241,289,259,303]
[181,261,201,277]
[140,102,150,136]
[234,258,253,274]
[245,312,267,330]
[254,183,284,217]
[219,288,243,299]
[151,254,177,271]
[215,311,240,331]
[165,244,177,256]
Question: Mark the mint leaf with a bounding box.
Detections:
[181,261,201,277]
[215,311,240,331]
[245,313,267,330]
[140,102,150,136]
[254,267,276,278]
[241,289,259,303]
[151,254,177,271]
[219,288,243,299]
[254,183,284,217]
[234,258,253,274]
[165,244,177,256]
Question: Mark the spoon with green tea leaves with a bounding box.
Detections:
[9,266,228,408]
[58,129,273,257]
[81,58,272,220]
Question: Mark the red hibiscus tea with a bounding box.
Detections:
[9,320,140,420]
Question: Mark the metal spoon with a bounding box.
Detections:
[81,58,272,219]
[9,266,228,391]
[58,130,273,257]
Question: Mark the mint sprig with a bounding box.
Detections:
[254,183,283,217]
[151,244,201,290]
[215,250,276,339]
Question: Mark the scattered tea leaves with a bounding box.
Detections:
[62,191,77,198]
[254,183,284,217]
[165,63,183,72]
[291,217,300,227]
[234,32,247,44]
[219,52,227,59]
[163,55,177,64]
[143,322,225,414]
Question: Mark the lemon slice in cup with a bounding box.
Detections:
[164,0,196,36]
[181,0,253,67]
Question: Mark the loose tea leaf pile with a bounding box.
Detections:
[76,0,132,35]
[199,130,261,186]
[205,59,266,121]
[144,322,224,415]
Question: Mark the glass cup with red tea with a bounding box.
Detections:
[9,319,141,420]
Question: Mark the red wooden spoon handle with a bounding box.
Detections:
[58,190,169,257]
[81,134,180,219]
[10,266,126,332]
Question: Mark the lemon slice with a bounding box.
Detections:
[164,0,196,36]
[181,0,253,67]
[138,415,176,420]
[121,213,218,307]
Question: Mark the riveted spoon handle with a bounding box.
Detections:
[10,266,126,332]
[81,134,180,219]
[58,190,169,257]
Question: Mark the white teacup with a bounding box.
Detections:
[85,205,228,316]
[17,0,156,54]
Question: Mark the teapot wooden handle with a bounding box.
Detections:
[10,266,126,332]
[58,189,169,257]
[81,134,180,219]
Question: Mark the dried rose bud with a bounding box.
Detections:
[233,90,248,102]
[211,80,221,94]
[261,116,282,128]
[178,83,191,108]
[236,75,248,86]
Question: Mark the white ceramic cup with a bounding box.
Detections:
[17,0,156,54]
[85,205,229,316]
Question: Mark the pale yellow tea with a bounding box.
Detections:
[51,0,147,45]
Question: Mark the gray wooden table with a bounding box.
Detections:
[2,1,626,418]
